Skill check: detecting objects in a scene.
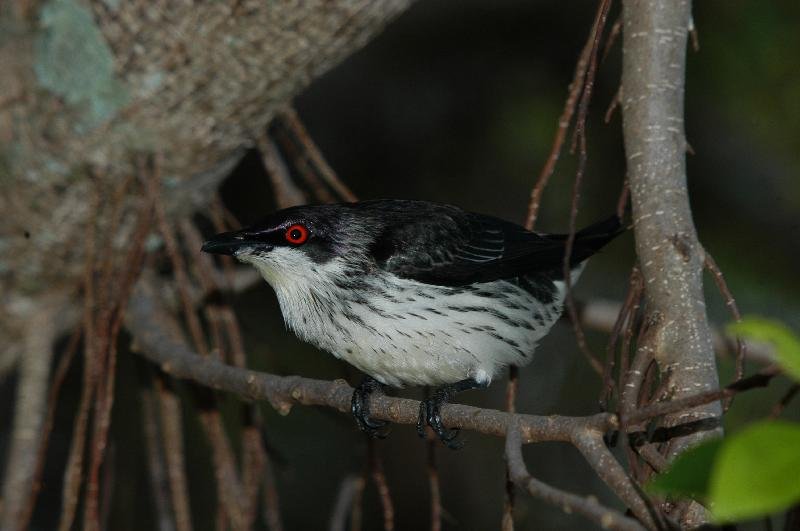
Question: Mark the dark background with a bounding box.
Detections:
[11,1,800,529]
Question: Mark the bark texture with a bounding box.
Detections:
[0,0,412,369]
[621,0,721,524]
[0,3,412,527]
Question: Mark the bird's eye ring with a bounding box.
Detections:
[285,224,309,245]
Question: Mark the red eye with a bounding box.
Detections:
[285,224,309,245]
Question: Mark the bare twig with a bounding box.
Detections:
[427,434,442,531]
[623,368,779,426]
[277,108,358,203]
[562,0,613,377]
[261,446,284,531]
[2,298,69,531]
[703,251,746,384]
[140,385,178,531]
[143,155,210,359]
[85,186,152,531]
[155,375,194,531]
[505,419,646,531]
[605,85,622,123]
[367,440,395,531]
[259,135,308,209]
[524,32,593,230]
[501,367,518,531]
[181,219,280,529]
[600,266,642,410]
[579,298,776,365]
[350,474,366,531]
[329,475,364,531]
[602,15,623,63]
[616,179,630,219]
[58,188,101,531]
[770,384,800,419]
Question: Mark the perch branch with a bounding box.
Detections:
[127,279,614,442]
[126,279,709,528]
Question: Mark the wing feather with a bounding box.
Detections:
[364,201,621,287]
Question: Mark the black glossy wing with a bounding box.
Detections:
[367,203,621,287]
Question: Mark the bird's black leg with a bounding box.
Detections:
[417,378,487,449]
[351,376,389,438]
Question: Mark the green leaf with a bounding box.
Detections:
[648,438,723,499]
[710,420,800,522]
[728,317,800,382]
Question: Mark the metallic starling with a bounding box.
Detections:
[202,199,621,448]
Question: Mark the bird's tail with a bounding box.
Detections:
[567,215,625,265]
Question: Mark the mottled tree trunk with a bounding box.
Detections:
[0,2,413,528]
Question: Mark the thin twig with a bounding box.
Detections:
[181,219,279,529]
[578,298,776,365]
[152,176,247,529]
[600,265,642,410]
[14,325,81,530]
[524,33,593,230]
[605,85,622,124]
[427,433,442,531]
[261,444,284,531]
[350,473,366,531]
[329,475,364,531]
[85,186,152,531]
[703,251,746,384]
[367,439,395,531]
[505,419,646,531]
[140,384,177,531]
[601,15,623,63]
[155,374,194,531]
[769,384,799,419]
[143,155,210,359]
[616,179,630,219]
[623,368,779,426]
[562,0,614,376]
[277,107,358,203]
[198,408,248,531]
[502,365,518,531]
[259,134,307,209]
[58,187,100,531]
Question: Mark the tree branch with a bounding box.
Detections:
[621,2,722,525]
[126,278,696,528]
[126,279,614,444]
[505,419,646,531]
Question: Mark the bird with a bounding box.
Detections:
[202,199,622,448]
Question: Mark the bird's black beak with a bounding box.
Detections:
[201,230,261,256]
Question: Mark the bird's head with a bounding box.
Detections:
[201,204,373,286]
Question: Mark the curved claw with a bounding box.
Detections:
[351,378,389,439]
[417,398,463,449]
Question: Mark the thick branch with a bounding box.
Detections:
[621,3,720,525]
[621,0,721,441]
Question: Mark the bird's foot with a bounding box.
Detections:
[417,396,463,449]
[417,378,486,450]
[351,376,389,438]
